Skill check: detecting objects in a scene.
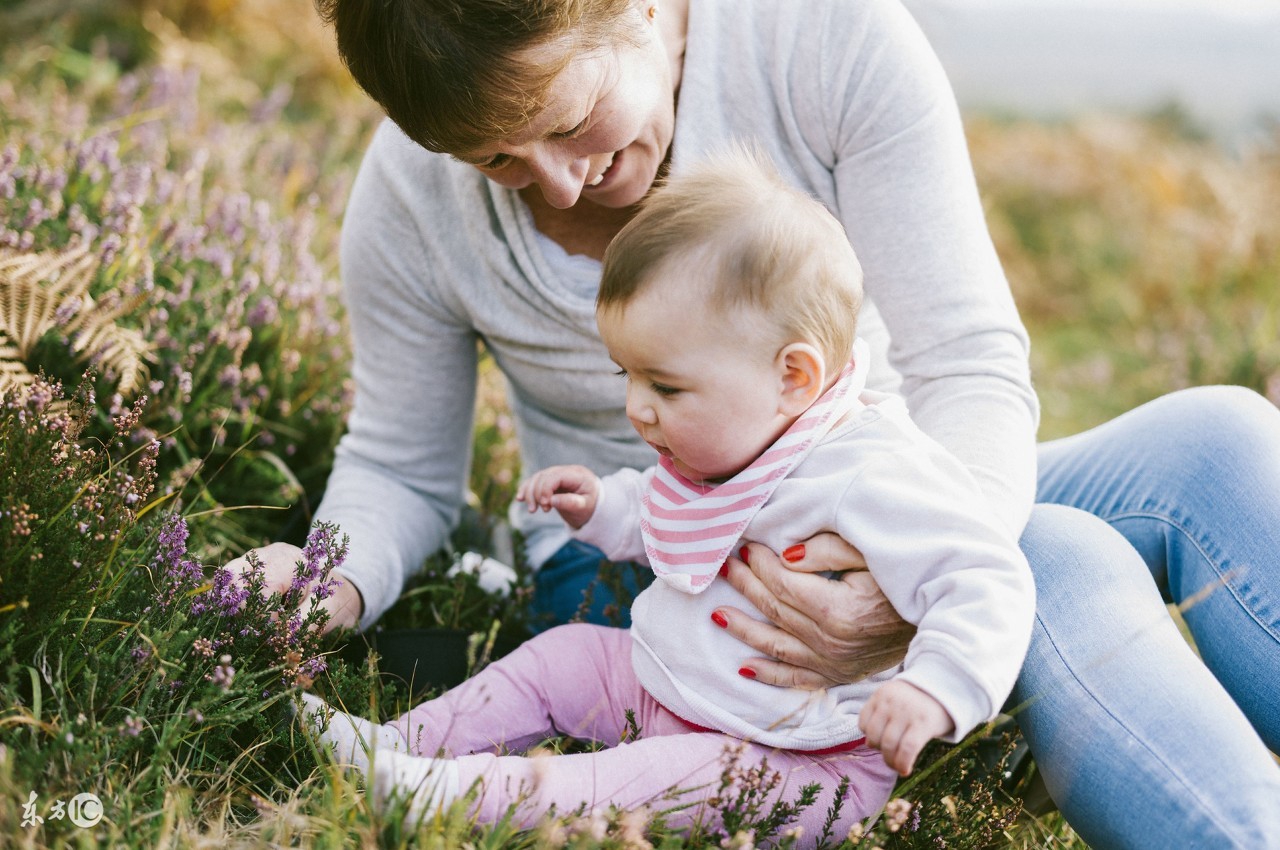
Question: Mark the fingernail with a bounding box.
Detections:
[710,611,728,629]
[718,560,729,577]
[783,544,805,562]
[738,546,750,565]
[738,667,757,679]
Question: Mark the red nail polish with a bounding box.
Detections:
[783,544,805,563]
[711,611,728,629]
[738,667,757,679]
[719,561,729,577]
[739,546,750,565]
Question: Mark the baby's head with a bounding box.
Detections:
[597,146,864,482]
[600,145,863,374]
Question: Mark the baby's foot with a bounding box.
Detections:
[298,692,408,772]
[372,749,461,824]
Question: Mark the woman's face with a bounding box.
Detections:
[457,11,676,210]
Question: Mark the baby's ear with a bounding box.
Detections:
[777,343,826,416]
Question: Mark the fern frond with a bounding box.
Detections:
[0,244,96,357]
[69,323,151,396]
[0,244,155,397]
[65,286,153,396]
[0,331,36,400]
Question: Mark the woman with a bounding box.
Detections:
[232,0,1280,843]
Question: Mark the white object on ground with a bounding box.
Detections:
[447,551,518,596]
[372,749,462,823]
[299,691,409,772]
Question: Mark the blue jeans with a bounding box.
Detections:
[1024,385,1280,847]
[534,386,1280,847]
[531,539,653,631]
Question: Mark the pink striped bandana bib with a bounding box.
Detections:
[639,338,871,593]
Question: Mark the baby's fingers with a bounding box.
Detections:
[549,493,590,513]
[517,474,554,512]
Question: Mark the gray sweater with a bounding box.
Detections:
[316,0,1039,629]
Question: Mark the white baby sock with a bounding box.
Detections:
[298,691,408,772]
[372,749,461,823]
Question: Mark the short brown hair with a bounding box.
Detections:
[599,145,863,371]
[315,0,635,154]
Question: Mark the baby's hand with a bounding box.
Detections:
[859,680,955,776]
[515,464,602,530]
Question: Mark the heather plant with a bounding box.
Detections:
[0,377,360,843]
[0,41,374,553]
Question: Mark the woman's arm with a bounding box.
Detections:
[224,124,483,631]
[716,0,1037,683]
[313,126,484,630]
[821,0,1039,531]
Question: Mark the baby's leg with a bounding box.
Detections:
[432,732,895,837]
[394,623,655,756]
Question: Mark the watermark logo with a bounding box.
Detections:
[21,790,104,829]
[68,793,104,828]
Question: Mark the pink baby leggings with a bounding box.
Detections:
[390,623,897,836]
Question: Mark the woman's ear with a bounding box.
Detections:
[777,343,826,416]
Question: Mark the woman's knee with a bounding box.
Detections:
[1020,505,1150,589]
[1143,385,1280,457]
[1018,504,1176,638]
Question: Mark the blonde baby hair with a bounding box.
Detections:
[599,144,863,371]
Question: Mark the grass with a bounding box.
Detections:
[1,2,1276,847]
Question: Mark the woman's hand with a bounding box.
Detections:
[222,543,364,633]
[714,533,914,689]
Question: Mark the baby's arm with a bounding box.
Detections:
[516,464,602,529]
[858,680,954,775]
[832,433,1035,773]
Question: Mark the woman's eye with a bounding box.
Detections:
[614,368,629,379]
[478,153,513,170]
[553,117,590,140]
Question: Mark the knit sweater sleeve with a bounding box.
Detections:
[573,466,652,565]
[809,0,1040,536]
[314,123,479,630]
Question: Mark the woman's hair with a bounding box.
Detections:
[315,0,635,154]
[600,145,864,371]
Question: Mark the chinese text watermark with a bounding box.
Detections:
[21,790,104,829]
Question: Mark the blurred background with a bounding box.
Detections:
[1,0,1277,456]
[909,0,1280,148]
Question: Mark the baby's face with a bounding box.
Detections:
[597,277,793,484]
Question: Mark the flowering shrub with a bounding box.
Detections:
[0,47,374,551]
[0,376,354,841]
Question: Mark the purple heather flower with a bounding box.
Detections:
[155,514,203,608]
[209,657,235,691]
[192,567,250,618]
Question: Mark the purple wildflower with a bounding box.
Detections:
[191,567,250,618]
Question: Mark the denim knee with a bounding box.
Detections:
[1140,384,1280,460]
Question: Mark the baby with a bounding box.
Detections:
[301,147,1034,840]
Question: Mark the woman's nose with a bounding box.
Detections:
[525,146,588,209]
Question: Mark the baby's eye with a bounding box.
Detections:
[652,383,680,398]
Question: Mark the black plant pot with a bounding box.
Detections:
[338,626,530,697]
[339,628,472,695]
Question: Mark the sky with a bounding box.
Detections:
[903,0,1280,144]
